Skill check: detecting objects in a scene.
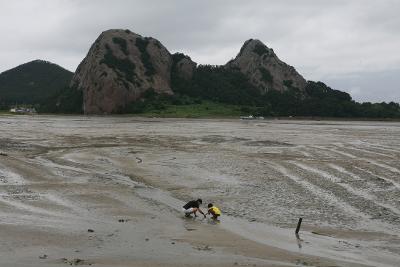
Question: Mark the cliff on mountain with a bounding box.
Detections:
[70,29,174,114]
[226,39,307,93]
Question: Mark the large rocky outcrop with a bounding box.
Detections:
[71,29,173,114]
[226,39,307,93]
[71,30,308,114]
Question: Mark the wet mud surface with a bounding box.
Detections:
[0,115,400,266]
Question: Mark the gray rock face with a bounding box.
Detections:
[71,29,173,114]
[172,53,197,81]
[71,31,308,114]
[226,39,307,93]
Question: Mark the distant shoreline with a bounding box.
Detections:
[2,111,400,122]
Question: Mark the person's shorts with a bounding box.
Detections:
[182,208,194,214]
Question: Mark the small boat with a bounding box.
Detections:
[240,115,255,120]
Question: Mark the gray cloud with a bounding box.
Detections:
[324,69,400,103]
[0,0,399,102]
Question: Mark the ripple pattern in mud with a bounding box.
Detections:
[1,116,400,266]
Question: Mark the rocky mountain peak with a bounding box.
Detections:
[238,39,274,57]
[227,39,307,93]
[71,29,173,114]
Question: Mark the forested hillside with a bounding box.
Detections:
[0,60,73,108]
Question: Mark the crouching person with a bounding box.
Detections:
[207,203,221,220]
[182,199,206,218]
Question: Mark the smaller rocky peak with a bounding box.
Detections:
[227,39,307,93]
[172,53,197,81]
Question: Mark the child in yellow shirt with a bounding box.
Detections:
[207,203,221,220]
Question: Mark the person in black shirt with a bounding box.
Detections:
[182,199,206,218]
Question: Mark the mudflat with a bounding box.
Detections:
[0,115,399,267]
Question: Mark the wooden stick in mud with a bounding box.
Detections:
[295,218,302,234]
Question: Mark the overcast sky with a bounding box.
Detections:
[1,0,399,103]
